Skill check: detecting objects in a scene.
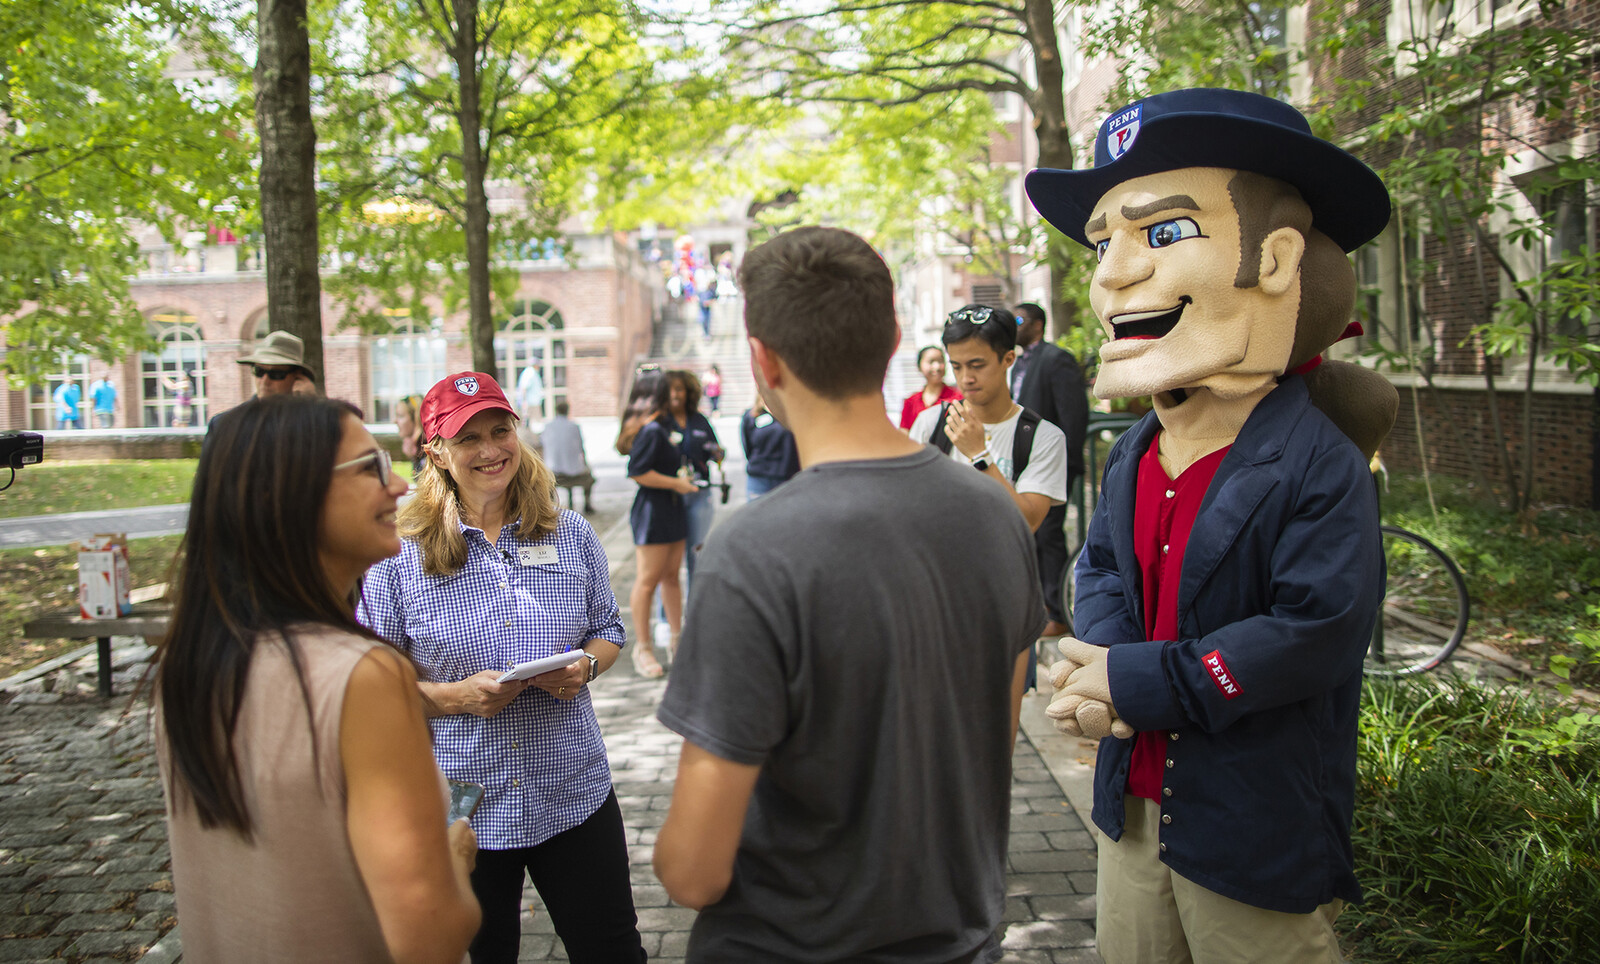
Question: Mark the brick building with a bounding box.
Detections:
[4,231,660,432]
[1308,0,1598,507]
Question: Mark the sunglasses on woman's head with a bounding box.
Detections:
[334,448,393,487]
[945,306,994,327]
[253,366,296,380]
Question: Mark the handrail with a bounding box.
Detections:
[1072,411,1144,549]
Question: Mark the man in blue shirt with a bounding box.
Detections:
[90,372,118,428]
[53,381,82,430]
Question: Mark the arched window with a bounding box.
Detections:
[27,354,93,431]
[496,298,566,421]
[141,311,208,427]
[370,314,448,423]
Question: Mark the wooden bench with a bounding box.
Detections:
[19,589,170,698]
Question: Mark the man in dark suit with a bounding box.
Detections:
[1011,302,1089,637]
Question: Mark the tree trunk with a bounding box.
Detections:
[255,0,324,383]
[453,0,496,376]
[1022,0,1076,340]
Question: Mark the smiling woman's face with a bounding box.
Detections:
[431,409,521,508]
[1085,167,1300,401]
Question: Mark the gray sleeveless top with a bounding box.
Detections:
[157,627,410,963]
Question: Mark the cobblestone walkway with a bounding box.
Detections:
[0,500,1104,963]
[0,678,175,963]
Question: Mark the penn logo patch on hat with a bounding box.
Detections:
[1106,104,1143,160]
[454,376,480,397]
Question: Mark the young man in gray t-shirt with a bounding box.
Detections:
[653,226,1045,964]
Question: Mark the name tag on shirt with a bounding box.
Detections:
[517,546,558,566]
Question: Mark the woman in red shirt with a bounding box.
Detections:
[898,345,962,430]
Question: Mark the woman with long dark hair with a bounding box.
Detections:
[154,395,480,964]
[360,372,645,964]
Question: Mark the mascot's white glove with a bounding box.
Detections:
[1045,638,1134,740]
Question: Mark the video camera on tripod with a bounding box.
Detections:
[0,431,44,491]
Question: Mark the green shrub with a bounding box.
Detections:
[1342,676,1600,962]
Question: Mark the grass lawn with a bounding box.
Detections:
[0,460,198,518]
[0,458,418,679]
[0,534,182,680]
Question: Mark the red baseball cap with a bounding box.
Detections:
[420,372,517,440]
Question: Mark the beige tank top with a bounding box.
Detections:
[156,626,424,964]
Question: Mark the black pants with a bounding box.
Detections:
[1036,498,1072,625]
[468,790,646,963]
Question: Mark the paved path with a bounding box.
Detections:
[0,494,1106,963]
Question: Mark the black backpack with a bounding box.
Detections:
[931,404,1042,481]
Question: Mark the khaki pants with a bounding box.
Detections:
[1096,796,1345,964]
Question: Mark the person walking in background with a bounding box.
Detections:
[53,379,82,430]
[89,372,117,428]
[155,394,480,964]
[654,226,1042,962]
[898,345,962,430]
[739,394,799,501]
[1011,302,1090,638]
[515,364,545,424]
[539,400,595,513]
[693,260,718,339]
[394,395,425,476]
[237,330,316,398]
[360,371,645,964]
[163,370,197,426]
[625,378,702,679]
[702,364,722,414]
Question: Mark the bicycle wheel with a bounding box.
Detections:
[1365,525,1469,676]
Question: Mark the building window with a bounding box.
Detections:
[1529,178,1589,340]
[1353,223,1430,364]
[497,299,567,421]
[141,312,208,427]
[27,354,94,431]
[369,315,448,424]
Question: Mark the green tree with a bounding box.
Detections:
[707,0,1082,335]
[315,0,678,374]
[257,0,326,380]
[0,0,254,383]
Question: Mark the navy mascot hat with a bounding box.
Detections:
[1026,88,1390,253]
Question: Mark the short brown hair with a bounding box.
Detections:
[738,226,897,399]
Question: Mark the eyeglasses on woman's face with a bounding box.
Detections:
[945,306,994,327]
[334,448,393,487]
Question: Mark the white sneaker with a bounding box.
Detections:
[654,622,670,650]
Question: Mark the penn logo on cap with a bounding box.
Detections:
[454,376,480,397]
[1106,104,1142,160]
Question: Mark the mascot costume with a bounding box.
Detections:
[1025,88,1399,963]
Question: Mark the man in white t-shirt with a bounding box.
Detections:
[909,304,1067,533]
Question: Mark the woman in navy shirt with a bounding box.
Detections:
[625,374,701,678]
[740,394,800,500]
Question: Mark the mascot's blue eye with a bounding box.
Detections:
[1146,218,1202,248]
[1094,239,1111,262]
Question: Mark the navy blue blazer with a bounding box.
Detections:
[1075,375,1383,913]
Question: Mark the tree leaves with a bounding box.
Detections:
[0,0,254,384]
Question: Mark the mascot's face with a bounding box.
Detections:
[1085,167,1301,401]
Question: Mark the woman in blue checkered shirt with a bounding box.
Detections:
[360,372,645,963]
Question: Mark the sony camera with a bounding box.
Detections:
[0,430,43,470]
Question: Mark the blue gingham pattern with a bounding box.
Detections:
[359,509,626,849]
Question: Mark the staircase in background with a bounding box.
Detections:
[641,294,932,423]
